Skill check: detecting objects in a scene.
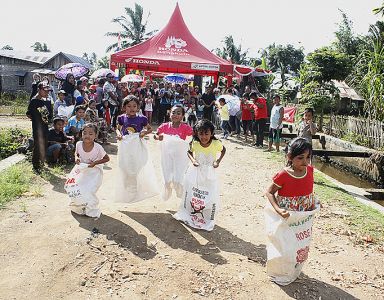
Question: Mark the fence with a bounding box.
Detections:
[324,115,384,149]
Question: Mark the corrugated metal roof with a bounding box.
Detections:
[332,80,365,101]
[62,53,93,70]
[0,50,56,64]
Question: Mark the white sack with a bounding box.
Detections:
[173,165,219,231]
[58,105,74,118]
[160,134,189,200]
[115,134,159,203]
[265,201,320,285]
[65,163,103,218]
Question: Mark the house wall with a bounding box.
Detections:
[0,56,40,95]
[43,54,71,70]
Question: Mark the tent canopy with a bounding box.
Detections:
[110,3,233,76]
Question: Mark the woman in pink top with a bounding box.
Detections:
[154,105,193,140]
[154,105,193,200]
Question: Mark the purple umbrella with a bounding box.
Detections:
[54,63,89,80]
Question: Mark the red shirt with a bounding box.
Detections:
[254,97,268,120]
[241,103,253,121]
[273,165,315,211]
[157,122,193,140]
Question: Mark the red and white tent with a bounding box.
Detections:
[110,4,233,78]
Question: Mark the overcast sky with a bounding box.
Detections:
[1,0,382,59]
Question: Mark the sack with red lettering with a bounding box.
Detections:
[160,134,190,201]
[115,134,159,203]
[264,201,320,285]
[65,163,103,218]
[173,165,219,231]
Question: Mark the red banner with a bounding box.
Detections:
[283,107,296,123]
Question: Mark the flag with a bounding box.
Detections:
[283,107,296,123]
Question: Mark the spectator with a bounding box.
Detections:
[103,74,119,129]
[61,73,76,106]
[251,91,268,147]
[47,116,74,164]
[202,86,216,121]
[297,107,317,144]
[268,95,284,152]
[65,105,86,142]
[30,73,41,100]
[53,90,67,116]
[26,82,53,173]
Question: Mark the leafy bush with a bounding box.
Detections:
[0,128,30,159]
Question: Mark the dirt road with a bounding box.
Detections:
[0,128,383,299]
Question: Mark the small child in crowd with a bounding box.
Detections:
[47,117,74,164]
[297,107,317,144]
[144,93,153,124]
[53,90,67,116]
[85,100,99,123]
[65,105,86,142]
[240,93,254,142]
[218,98,230,139]
[268,95,284,152]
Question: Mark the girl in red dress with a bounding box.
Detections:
[265,138,315,218]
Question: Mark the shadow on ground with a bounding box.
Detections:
[279,274,358,300]
[72,212,157,260]
[123,211,266,265]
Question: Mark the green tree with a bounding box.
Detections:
[105,3,157,53]
[300,47,351,129]
[215,35,249,65]
[1,45,13,50]
[333,10,361,57]
[31,42,50,52]
[264,43,304,89]
[265,43,304,73]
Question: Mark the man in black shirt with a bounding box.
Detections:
[26,82,53,172]
[201,86,216,121]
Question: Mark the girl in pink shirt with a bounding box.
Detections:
[154,105,193,141]
[154,105,193,200]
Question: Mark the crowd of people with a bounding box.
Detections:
[26,71,319,286]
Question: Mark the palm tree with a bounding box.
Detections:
[105,3,157,53]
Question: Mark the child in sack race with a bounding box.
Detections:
[66,123,110,218]
[154,105,194,200]
[173,119,226,231]
[115,95,159,203]
[264,137,320,285]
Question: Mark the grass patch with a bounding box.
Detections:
[0,162,36,206]
[315,172,384,245]
[0,127,30,159]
